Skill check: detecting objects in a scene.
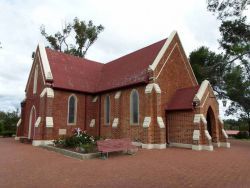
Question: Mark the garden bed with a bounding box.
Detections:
[41,145,100,160]
[44,128,101,160]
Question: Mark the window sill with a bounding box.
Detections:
[67,123,76,126]
[130,123,140,126]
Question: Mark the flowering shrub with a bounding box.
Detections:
[53,128,97,153]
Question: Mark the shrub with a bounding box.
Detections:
[234,131,250,139]
[1,130,15,137]
[53,128,97,153]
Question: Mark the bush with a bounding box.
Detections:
[1,130,15,137]
[234,131,250,139]
[53,128,97,153]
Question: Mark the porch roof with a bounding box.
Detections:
[166,86,200,111]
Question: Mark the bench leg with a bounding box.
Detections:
[100,152,107,160]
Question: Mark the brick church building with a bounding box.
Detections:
[16,31,230,151]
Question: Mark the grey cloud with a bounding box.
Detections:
[0,0,227,118]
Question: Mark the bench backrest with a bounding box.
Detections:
[97,138,132,150]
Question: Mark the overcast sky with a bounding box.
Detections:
[0,0,231,116]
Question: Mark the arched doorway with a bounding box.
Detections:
[28,106,36,139]
[206,106,215,142]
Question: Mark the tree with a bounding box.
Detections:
[207,0,250,132]
[189,46,225,97]
[207,0,249,20]
[189,0,250,131]
[41,17,104,58]
[0,109,19,137]
[223,66,250,131]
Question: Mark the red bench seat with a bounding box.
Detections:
[97,138,138,158]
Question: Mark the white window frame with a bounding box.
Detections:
[130,89,139,125]
[67,94,77,125]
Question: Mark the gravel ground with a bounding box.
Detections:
[0,138,249,188]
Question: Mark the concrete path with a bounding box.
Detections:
[0,138,249,188]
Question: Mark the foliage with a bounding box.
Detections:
[53,128,97,153]
[189,0,250,131]
[0,110,19,137]
[224,119,249,131]
[189,46,225,97]
[207,0,249,20]
[41,17,104,58]
[223,66,250,119]
[234,131,250,139]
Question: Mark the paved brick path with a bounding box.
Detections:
[0,138,249,188]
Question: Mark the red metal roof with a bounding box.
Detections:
[166,86,200,111]
[46,49,104,93]
[45,39,167,93]
[226,130,239,135]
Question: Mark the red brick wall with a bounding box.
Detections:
[20,52,46,139]
[167,110,194,144]
[156,35,198,118]
[99,86,146,142]
[51,90,86,139]
[166,85,221,146]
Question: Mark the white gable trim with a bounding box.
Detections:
[194,80,210,102]
[149,30,177,71]
[149,31,198,86]
[25,53,45,92]
[199,92,209,108]
[38,43,53,81]
[154,43,197,86]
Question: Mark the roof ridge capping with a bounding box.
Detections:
[149,30,177,71]
[38,42,53,81]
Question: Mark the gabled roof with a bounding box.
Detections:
[96,39,167,92]
[166,86,200,111]
[46,49,103,93]
[45,38,167,93]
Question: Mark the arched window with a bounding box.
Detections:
[68,95,77,124]
[104,95,110,124]
[33,64,38,94]
[130,89,139,124]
